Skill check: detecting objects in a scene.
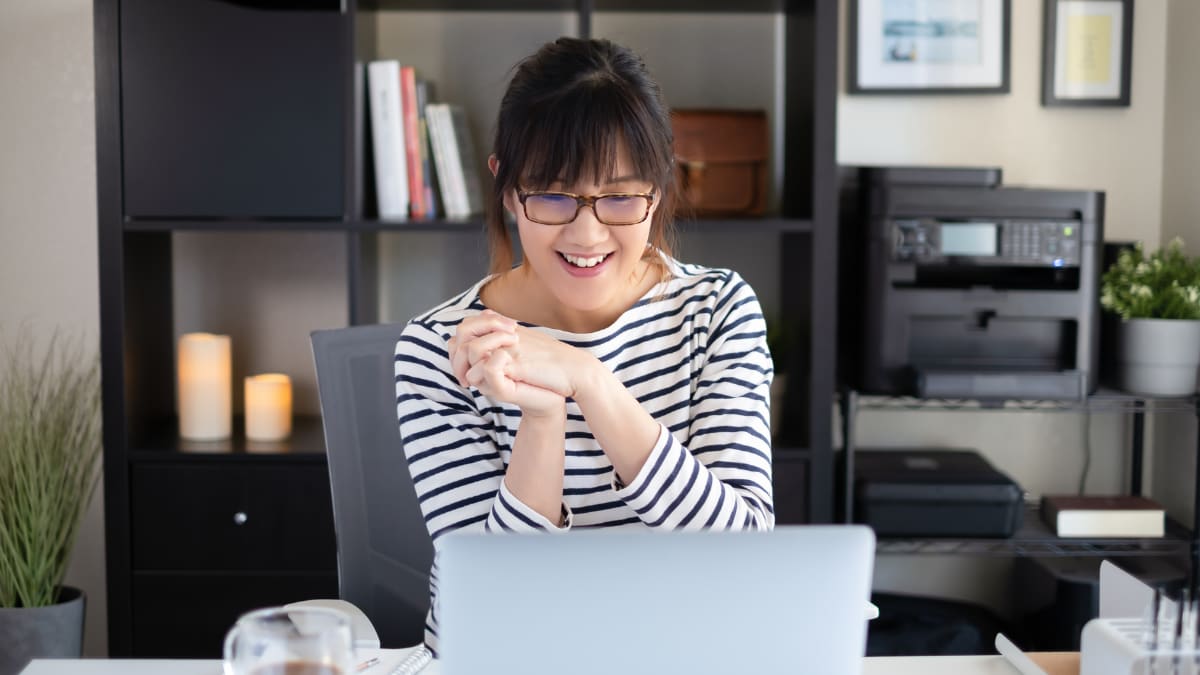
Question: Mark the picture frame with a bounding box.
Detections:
[1042,0,1134,106]
[848,0,1011,95]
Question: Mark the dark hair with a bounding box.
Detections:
[487,37,678,275]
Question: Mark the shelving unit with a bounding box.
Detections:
[839,389,1200,564]
[95,0,839,656]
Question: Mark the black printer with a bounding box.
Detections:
[839,166,1105,400]
[850,448,1025,538]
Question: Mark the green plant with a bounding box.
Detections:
[0,328,102,608]
[1101,239,1200,320]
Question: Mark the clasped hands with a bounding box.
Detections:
[448,310,592,418]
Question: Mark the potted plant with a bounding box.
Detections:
[0,328,102,674]
[1100,239,1200,396]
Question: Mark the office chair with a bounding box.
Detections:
[310,323,434,648]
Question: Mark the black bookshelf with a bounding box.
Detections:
[94,0,840,655]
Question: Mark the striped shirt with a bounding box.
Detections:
[394,254,775,651]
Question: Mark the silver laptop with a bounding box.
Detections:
[436,525,875,675]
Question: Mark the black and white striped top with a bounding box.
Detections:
[394,254,775,651]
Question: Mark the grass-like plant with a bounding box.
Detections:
[0,327,102,608]
[1101,238,1200,321]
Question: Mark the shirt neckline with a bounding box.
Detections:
[469,251,685,341]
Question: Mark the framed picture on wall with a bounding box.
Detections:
[848,0,1011,94]
[1042,0,1134,106]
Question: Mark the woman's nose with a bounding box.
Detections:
[562,204,609,244]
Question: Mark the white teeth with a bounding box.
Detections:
[562,253,608,268]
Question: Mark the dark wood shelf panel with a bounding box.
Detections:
[361,0,576,10]
[351,217,485,232]
[124,218,348,232]
[593,0,788,11]
[875,505,1191,558]
[124,217,486,233]
[132,569,337,578]
[361,0,787,10]
[122,216,812,234]
[678,217,812,234]
[129,414,327,462]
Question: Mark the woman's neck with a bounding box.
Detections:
[481,259,661,333]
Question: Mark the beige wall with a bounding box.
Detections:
[1150,0,1200,529]
[0,0,106,657]
[839,0,1168,244]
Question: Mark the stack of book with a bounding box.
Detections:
[366,60,484,221]
[1040,494,1166,538]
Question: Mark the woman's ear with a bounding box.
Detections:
[489,156,517,216]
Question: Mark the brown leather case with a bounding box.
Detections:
[671,109,769,217]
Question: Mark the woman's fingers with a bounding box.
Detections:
[456,311,518,342]
[451,331,517,387]
[465,350,514,397]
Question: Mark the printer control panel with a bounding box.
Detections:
[891,218,1082,267]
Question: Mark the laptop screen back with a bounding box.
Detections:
[436,525,875,675]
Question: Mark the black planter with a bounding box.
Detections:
[0,586,86,675]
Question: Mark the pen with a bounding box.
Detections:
[356,657,380,672]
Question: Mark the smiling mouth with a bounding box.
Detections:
[559,252,611,268]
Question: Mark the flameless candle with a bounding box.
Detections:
[177,333,232,441]
[244,373,292,442]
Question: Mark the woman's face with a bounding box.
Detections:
[505,146,659,321]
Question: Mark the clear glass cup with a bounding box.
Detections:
[223,606,355,675]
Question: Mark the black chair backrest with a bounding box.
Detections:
[311,323,434,647]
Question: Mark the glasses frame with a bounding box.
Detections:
[515,189,656,226]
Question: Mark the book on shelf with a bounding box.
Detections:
[1040,494,1166,538]
[399,66,426,219]
[426,103,485,219]
[415,79,440,219]
[366,60,408,219]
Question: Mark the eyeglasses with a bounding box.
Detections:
[516,189,655,226]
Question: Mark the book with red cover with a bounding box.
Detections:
[400,66,425,219]
[1040,494,1165,538]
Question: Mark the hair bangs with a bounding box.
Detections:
[511,80,669,193]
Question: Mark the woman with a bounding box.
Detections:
[395,37,774,651]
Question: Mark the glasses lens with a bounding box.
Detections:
[595,195,650,225]
[525,194,578,224]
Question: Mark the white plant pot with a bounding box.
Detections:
[1118,318,1200,397]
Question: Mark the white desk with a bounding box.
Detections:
[20,650,1032,675]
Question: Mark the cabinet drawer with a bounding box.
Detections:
[120,0,346,219]
[131,463,336,571]
[132,572,338,658]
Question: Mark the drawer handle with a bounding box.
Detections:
[233,512,248,526]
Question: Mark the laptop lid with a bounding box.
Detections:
[436,525,875,675]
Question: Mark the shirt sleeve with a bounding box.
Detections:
[611,272,775,531]
[395,319,572,541]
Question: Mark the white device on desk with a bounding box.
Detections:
[436,525,876,675]
[1079,562,1199,675]
[997,561,1198,675]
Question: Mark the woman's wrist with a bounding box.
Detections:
[568,351,608,404]
[520,398,568,423]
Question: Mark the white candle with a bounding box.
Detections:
[177,333,232,441]
[245,373,292,442]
